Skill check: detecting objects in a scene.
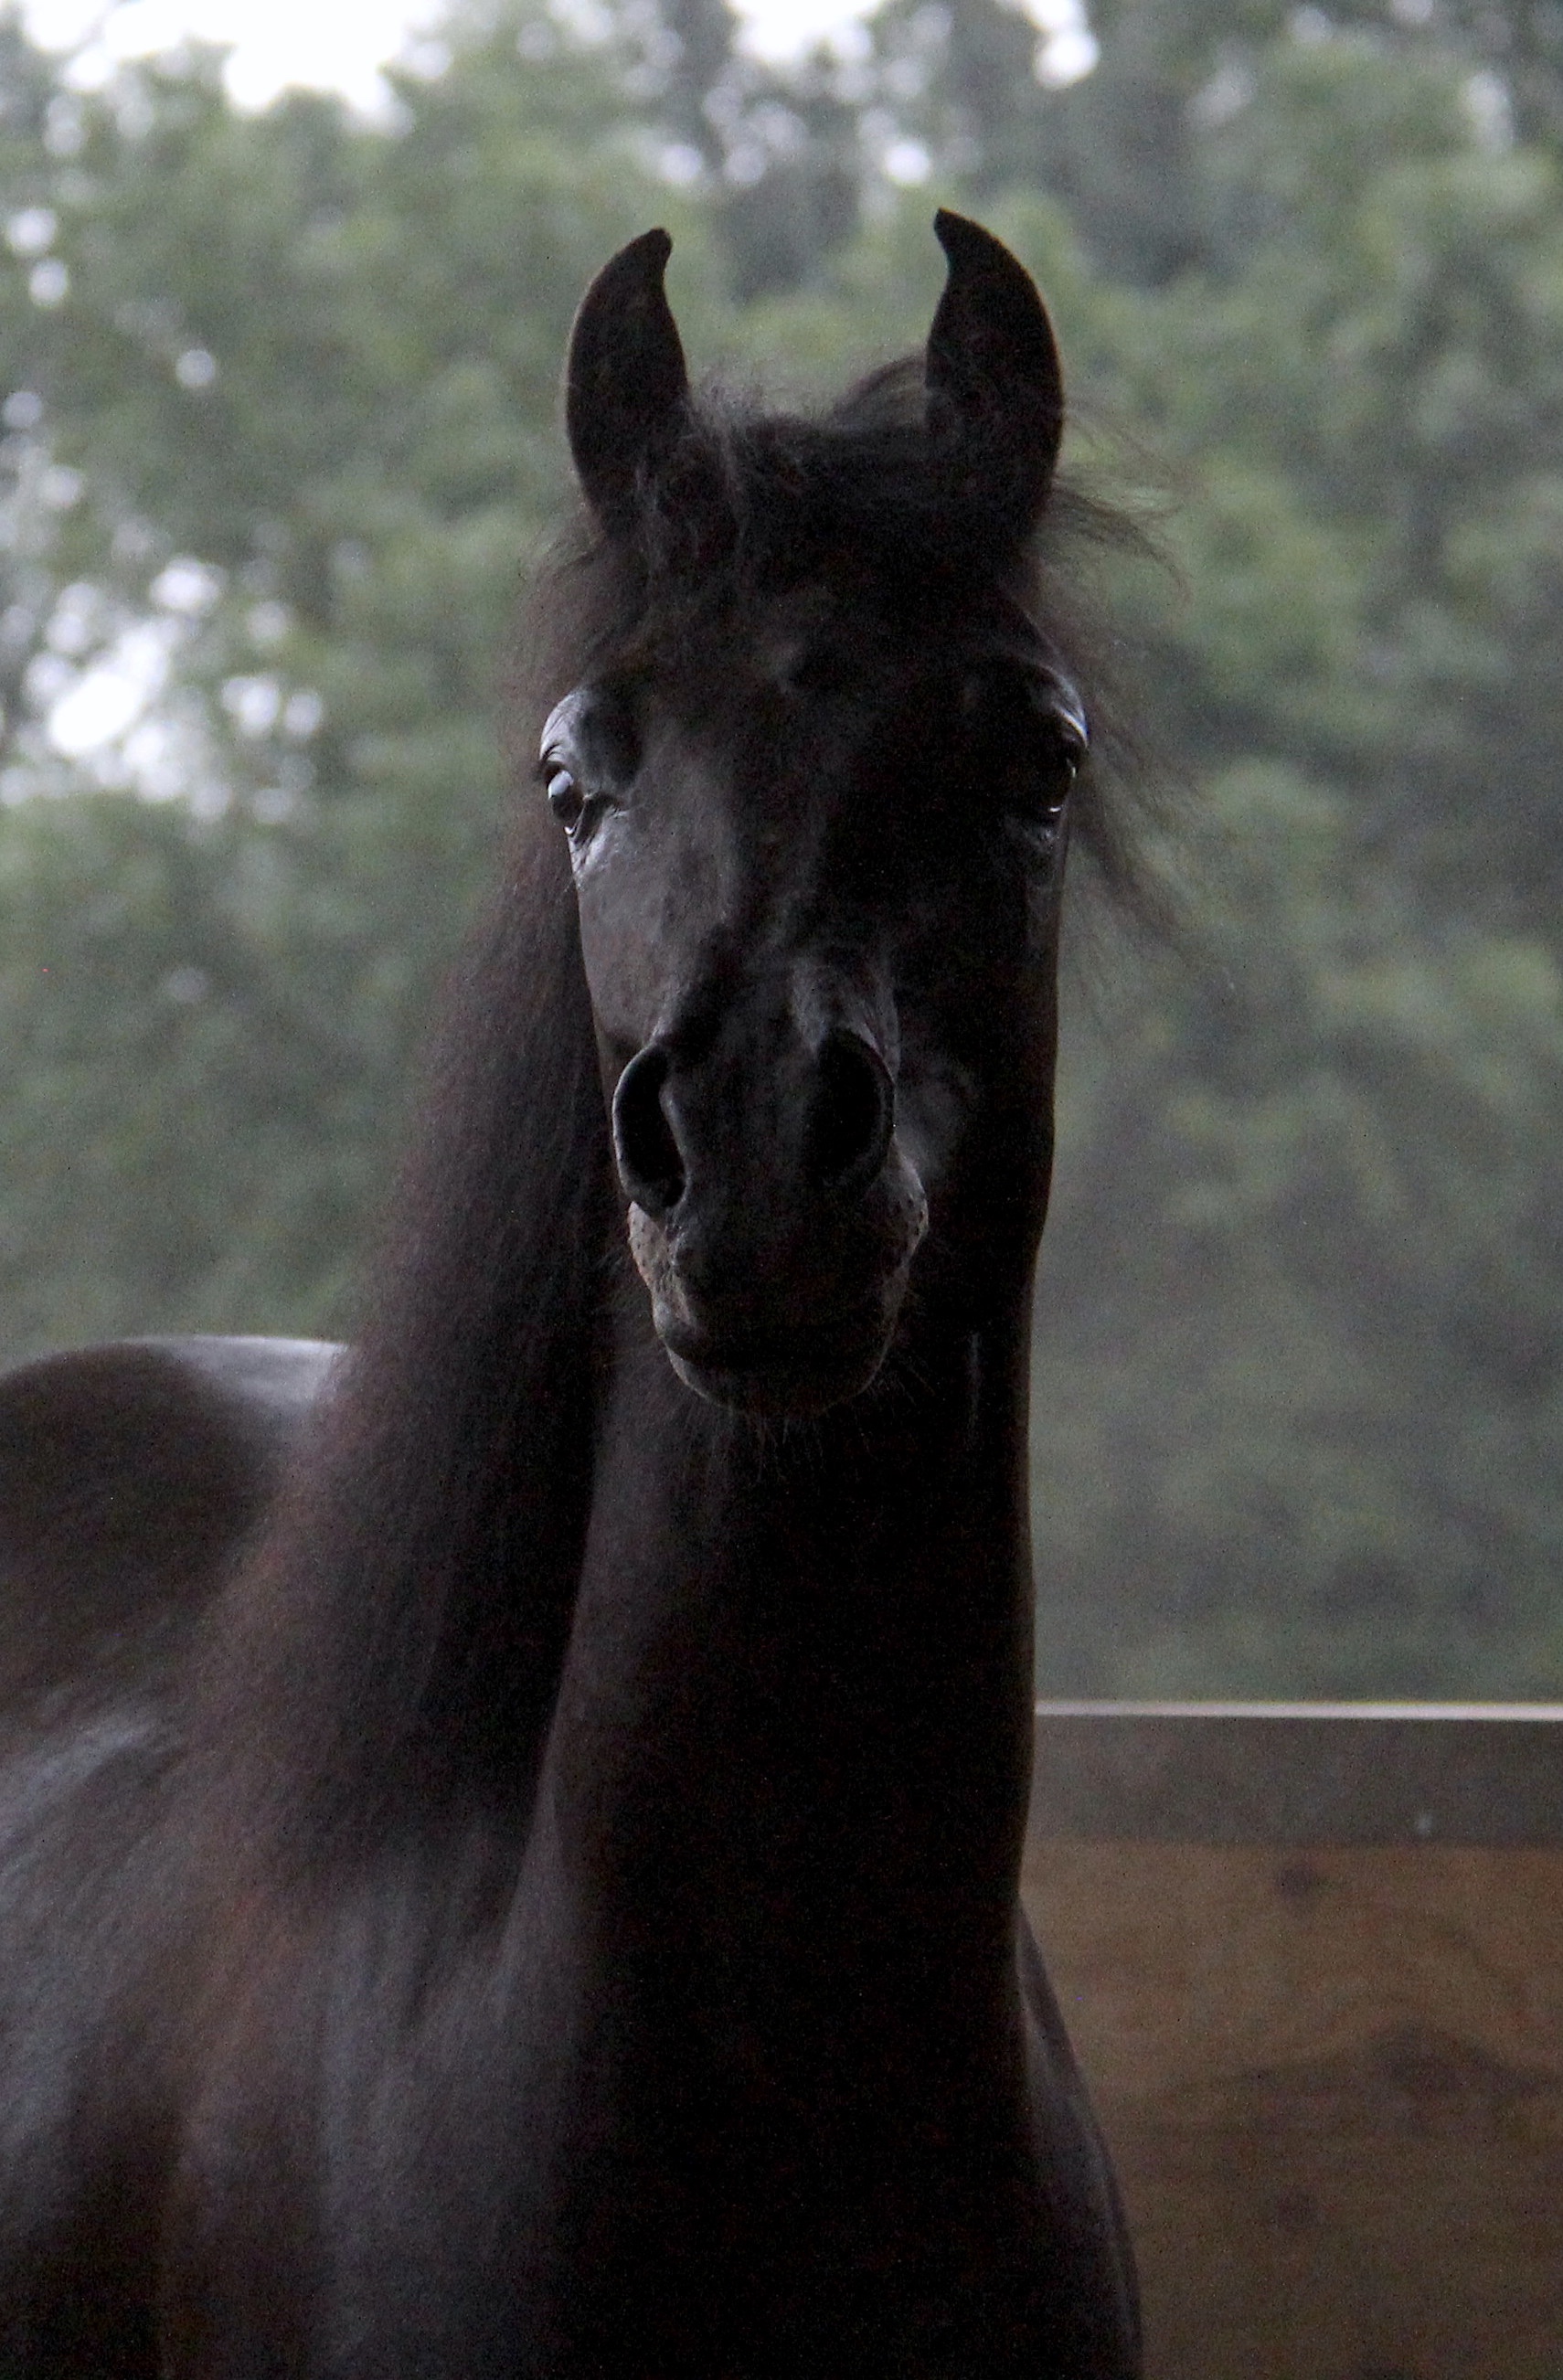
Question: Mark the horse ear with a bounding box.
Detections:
[566,228,690,537]
[925,210,1064,537]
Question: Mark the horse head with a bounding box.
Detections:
[548,212,1086,1418]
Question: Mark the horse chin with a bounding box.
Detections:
[661,1315,895,1419]
[625,1186,928,1418]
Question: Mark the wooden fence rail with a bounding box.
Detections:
[1023,1704,1563,2380]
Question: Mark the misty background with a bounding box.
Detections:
[1,0,1558,1697]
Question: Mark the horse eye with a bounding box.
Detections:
[546,766,585,832]
[1010,778,1069,831]
[1001,719,1084,840]
[1026,696,1087,802]
[1052,718,1087,780]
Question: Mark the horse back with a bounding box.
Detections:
[0,1336,338,1705]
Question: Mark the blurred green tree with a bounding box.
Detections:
[1020,28,1563,1695]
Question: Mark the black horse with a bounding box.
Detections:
[0,213,1142,2375]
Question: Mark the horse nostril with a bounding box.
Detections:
[807,1031,893,1200]
[613,1047,686,1221]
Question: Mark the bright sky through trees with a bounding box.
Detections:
[22,0,1096,101]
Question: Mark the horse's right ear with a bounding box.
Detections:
[566,228,690,539]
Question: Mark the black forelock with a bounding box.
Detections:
[514,354,1169,920]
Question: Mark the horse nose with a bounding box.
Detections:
[804,1029,894,1201]
[612,1027,894,1222]
[612,1046,686,1222]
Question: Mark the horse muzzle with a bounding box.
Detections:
[613,1029,929,1418]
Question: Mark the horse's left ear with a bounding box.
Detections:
[567,227,690,538]
[925,211,1064,537]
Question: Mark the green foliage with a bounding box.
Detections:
[0,0,1558,1697]
[990,23,1563,1696]
[1034,762,1563,1697]
[0,791,387,1344]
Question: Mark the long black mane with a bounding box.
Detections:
[209,350,1152,1875]
[200,813,611,1865]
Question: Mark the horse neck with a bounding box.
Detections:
[538,1274,1038,1981]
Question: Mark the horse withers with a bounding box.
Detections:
[0,213,1142,2375]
